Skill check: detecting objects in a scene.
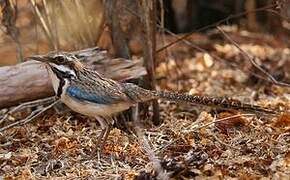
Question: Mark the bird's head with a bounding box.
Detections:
[29,52,84,79]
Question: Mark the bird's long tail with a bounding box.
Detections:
[122,83,276,114]
[155,91,276,114]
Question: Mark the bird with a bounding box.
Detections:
[29,52,277,152]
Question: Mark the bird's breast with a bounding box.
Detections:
[60,93,131,117]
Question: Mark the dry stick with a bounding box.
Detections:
[211,131,241,151]
[0,99,60,133]
[216,26,290,88]
[194,113,255,130]
[160,26,279,88]
[150,0,160,125]
[123,4,288,89]
[0,96,56,125]
[159,18,290,88]
[141,0,160,125]
[157,0,175,80]
[134,125,170,180]
[156,114,255,153]
[30,0,55,49]
[75,0,95,46]
[43,0,60,50]
[266,9,290,22]
[105,0,139,124]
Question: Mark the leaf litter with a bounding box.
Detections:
[0,28,290,179]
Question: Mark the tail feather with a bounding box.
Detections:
[155,91,276,114]
[122,83,277,114]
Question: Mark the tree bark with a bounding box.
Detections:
[141,0,161,125]
[0,61,52,109]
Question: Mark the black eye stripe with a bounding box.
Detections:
[50,66,74,97]
[51,66,73,79]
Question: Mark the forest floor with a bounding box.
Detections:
[1,28,290,179]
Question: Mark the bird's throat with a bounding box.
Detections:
[46,66,67,98]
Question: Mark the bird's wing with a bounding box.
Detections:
[66,71,156,105]
[66,85,129,104]
[121,83,156,102]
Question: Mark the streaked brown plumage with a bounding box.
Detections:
[29,52,277,153]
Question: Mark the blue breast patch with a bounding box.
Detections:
[66,86,116,104]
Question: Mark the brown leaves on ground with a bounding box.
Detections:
[274,113,290,128]
[215,112,249,133]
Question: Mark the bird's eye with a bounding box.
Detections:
[54,56,66,63]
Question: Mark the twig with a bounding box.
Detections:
[211,131,241,151]
[134,124,170,180]
[274,0,290,22]
[150,0,160,125]
[42,0,60,50]
[121,4,287,89]
[159,27,287,90]
[156,114,255,153]
[0,99,60,133]
[29,0,55,49]
[266,9,290,21]
[216,26,290,88]
[194,114,255,130]
[276,132,290,142]
[0,96,56,125]
[75,0,95,46]
[141,0,160,125]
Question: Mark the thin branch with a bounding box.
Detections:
[122,3,287,88]
[140,0,160,125]
[29,0,56,49]
[0,96,56,125]
[156,114,255,154]
[0,99,60,133]
[156,4,277,53]
[134,123,170,180]
[211,131,241,151]
[266,9,290,22]
[216,26,290,88]
[194,114,255,130]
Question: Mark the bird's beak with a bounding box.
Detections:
[26,55,50,63]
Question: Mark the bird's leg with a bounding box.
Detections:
[99,116,114,151]
[94,116,108,155]
[99,122,112,153]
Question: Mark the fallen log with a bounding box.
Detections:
[0,47,146,109]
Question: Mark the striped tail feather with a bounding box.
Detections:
[155,91,276,114]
